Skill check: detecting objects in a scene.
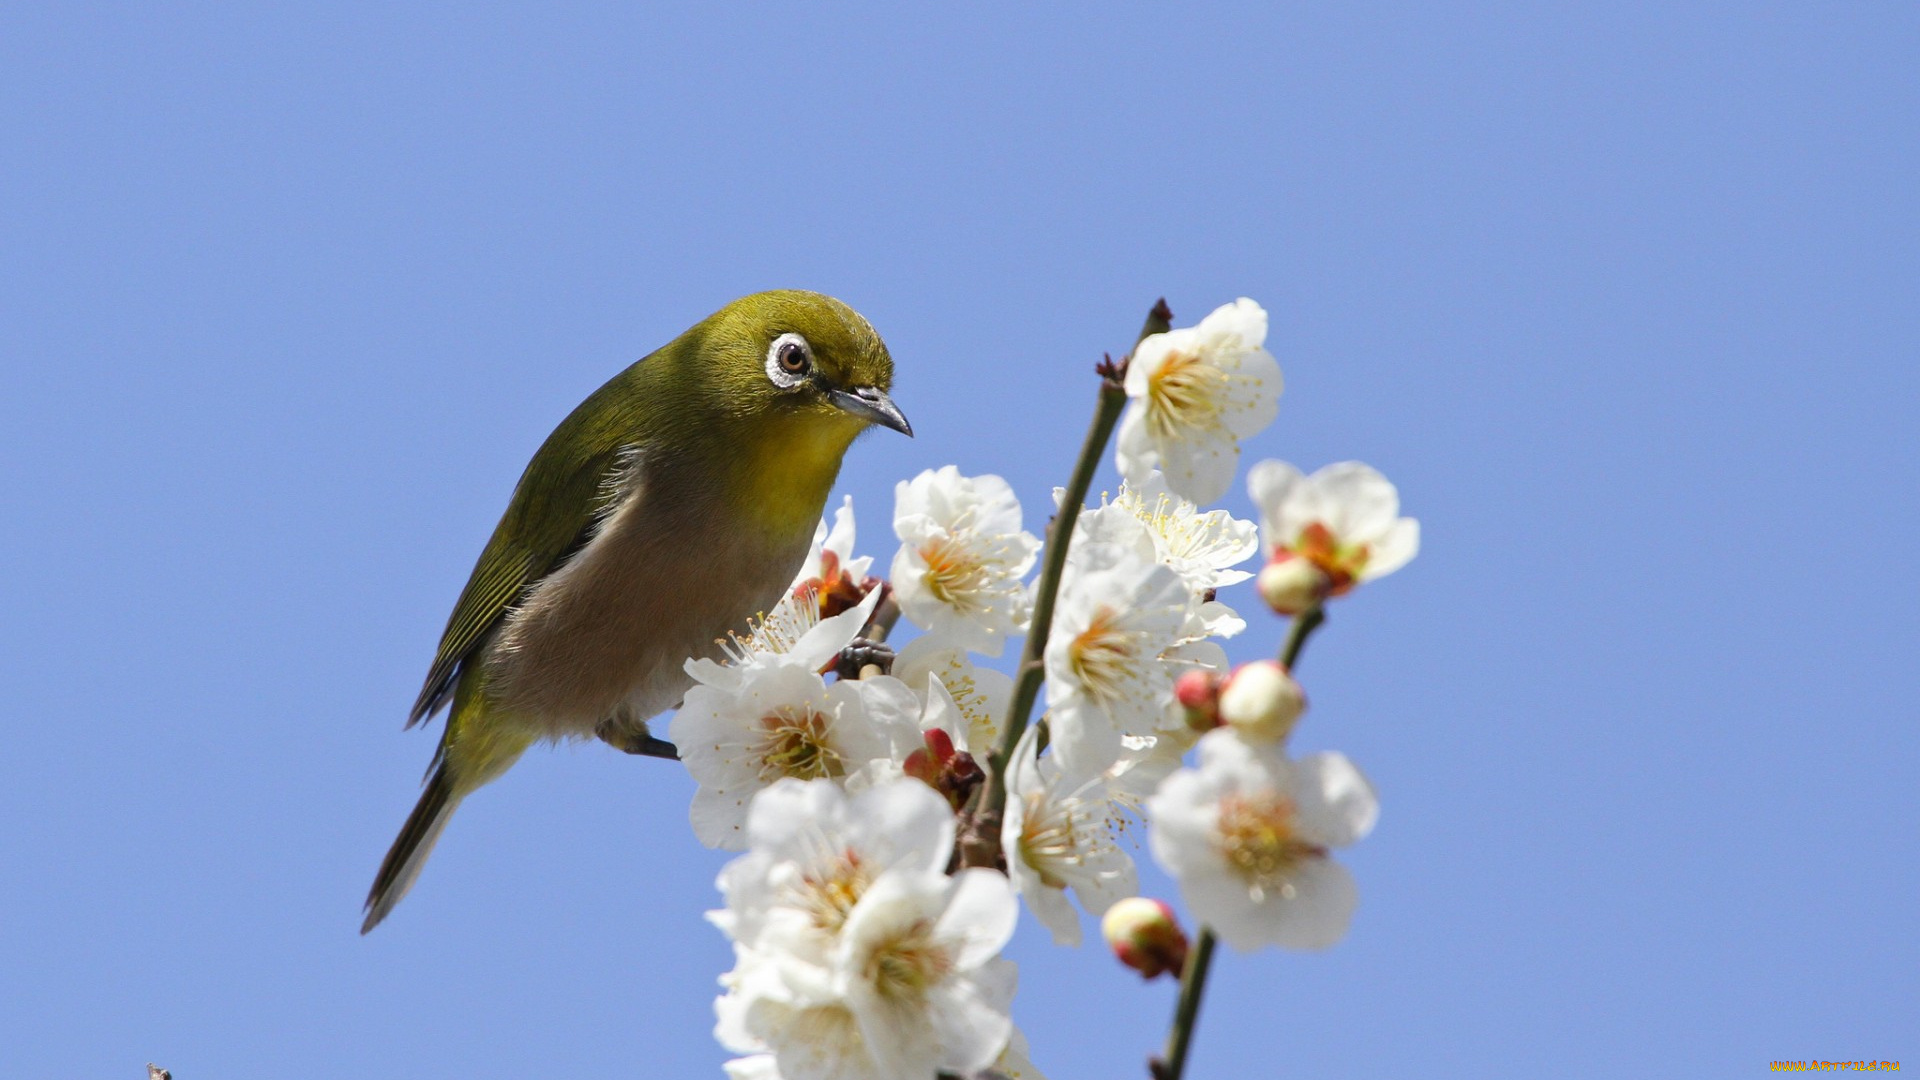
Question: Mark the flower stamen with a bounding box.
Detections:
[918,533,995,612]
[1068,607,1149,707]
[789,849,871,935]
[1214,792,1327,898]
[866,920,954,1003]
[1145,350,1230,440]
[755,706,844,782]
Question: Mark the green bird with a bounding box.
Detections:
[362,290,909,932]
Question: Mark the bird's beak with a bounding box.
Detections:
[828,385,913,437]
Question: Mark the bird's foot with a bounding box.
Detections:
[834,637,895,680]
[595,718,680,760]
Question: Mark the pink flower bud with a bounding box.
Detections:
[1102,896,1189,980]
[1173,669,1223,731]
[904,729,983,811]
[1256,553,1332,616]
[1217,660,1306,744]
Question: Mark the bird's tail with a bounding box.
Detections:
[362,761,460,934]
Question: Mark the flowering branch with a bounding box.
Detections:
[1150,601,1327,1080]
[957,299,1174,869]
[677,290,1413,1079]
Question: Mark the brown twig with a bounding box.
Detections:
[958,300,1173,869]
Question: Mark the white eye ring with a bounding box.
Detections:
[766,332,812,388]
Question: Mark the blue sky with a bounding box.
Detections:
[2,3,1913,1077]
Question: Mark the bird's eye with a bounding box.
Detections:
[765,332,812,387]
[778,340,809,374]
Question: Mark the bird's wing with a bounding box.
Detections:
[407,440,637,726]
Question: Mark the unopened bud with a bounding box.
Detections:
[904,726,957,781]
[1217,660,1306,744]
[1102,896,1189,980]
[904,728,983,811]
[1256,554,1331,616]
[1173,668,1223,731]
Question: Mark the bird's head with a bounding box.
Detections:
[699,290,911,440]
[649,291,909,537]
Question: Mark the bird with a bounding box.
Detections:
[362,290,910,932]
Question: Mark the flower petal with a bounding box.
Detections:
[1292,752,1380,848]
[1312,462,1400,540]
[1153,424,1239,506]
[1363,517,1420,581]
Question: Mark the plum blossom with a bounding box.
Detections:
[1148,729,1378,951]
[1116,299,1282,505]
[893,636,1014,753]
[1043,544,1199,781]
[671,654,918,849]
[686,586,883,692]
[1075,472,1258,640]
[712,779,1020,1080]
[708,779,955,960]
[1001,726,1138,945]
[1245,460,1419,607]
[891,467,1040,656]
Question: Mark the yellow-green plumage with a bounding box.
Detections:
[363,291,908,932]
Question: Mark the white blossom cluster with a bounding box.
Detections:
[669,298,1418,1078]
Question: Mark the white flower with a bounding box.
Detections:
[1147,729,1378,951]
[893,636,1015,753]
[1075,474,1257,642]
[1117,299,1283,505]
[1043,544,1193,781]
[891,467,1040,656]
[710,779,955,955]
[1002,725,1138,945]
[712,779,1020,1080]
[687,586,883,692]
[832,870,1019,1077]
[671,663,919,849]
[1096,472,1260,592]
[1246,460,1419,596]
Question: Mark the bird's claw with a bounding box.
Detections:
[595,718,680,760]
[834,638,895,680]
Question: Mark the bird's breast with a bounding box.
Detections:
[483,471,811,736]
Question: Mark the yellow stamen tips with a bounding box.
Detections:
[756,706,843,782]
[1145,350,1229,440]
[792,849,872,936]
[938,663,996,746]
[1214,792,1327,899]
[1069,607,1146,705]
[723,588,823,663]
[867,919,954,1003]
[1118,486,1239,564]
[918,534,992,612]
